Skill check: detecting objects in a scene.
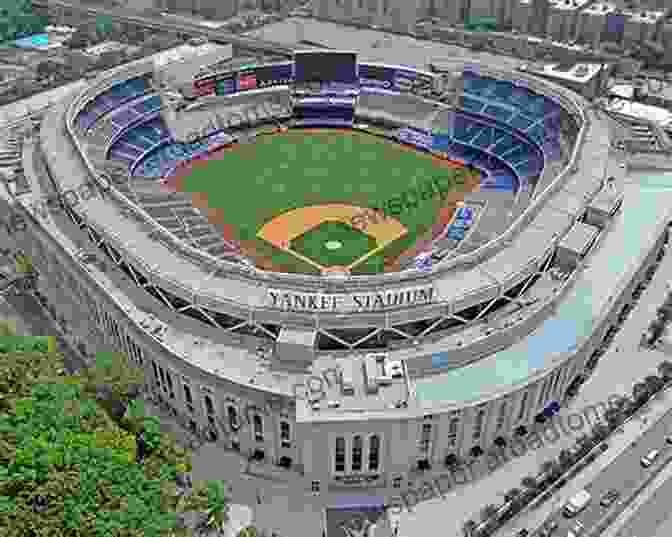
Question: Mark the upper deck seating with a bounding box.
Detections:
[76,77,150,131]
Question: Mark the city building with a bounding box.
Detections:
[311,0,428,34]
[154,0,239,20]
[575,1,616,49]
[519,61,611,99]
[545,0,590,43]
[621,9,665,49]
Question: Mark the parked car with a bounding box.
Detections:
[540,520,558,537]
[599,489,620,507]
[666,435,672,445]
[641,449,660,468]
[567,520,585,537]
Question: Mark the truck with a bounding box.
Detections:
[563,490,591,517]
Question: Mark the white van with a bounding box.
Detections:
[641,449,660,468]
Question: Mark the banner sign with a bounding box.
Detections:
[397,128,433,149]
[267,285,436,312]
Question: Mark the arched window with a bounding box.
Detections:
[280,421,291,448]
[352,436,363,472]
[368,435,380,472]
[253,415,263,441]
[335,437,345,473]
[204,395,214,415]
[228,406,239,431]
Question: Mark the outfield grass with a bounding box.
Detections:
[180,129,470,274]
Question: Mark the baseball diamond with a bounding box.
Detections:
[170,129,478,274]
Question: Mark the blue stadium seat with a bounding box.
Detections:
[491,134,517,155]
[460,95,485,113]
[508,114,534,131]
[483,105,512,122]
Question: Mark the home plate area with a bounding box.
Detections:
[290,221,378,269]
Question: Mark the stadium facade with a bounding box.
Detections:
[1,47,668,496]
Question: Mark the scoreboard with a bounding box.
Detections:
[191,63,293,98]
[187,62,435,99]
[359,63,435,93]
[215,74,235,96]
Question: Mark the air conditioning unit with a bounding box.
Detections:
[386,360,403,378]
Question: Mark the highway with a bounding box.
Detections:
[608,466,672,537]
[535,405,672,537]
[32,0,302,56]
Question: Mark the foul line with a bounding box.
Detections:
[280,246,325,271]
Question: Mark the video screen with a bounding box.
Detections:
[215,74,235,96]
[255,64,293,88]
[293,51,357,84]
[359,64,393,82]
[237,71,257,91]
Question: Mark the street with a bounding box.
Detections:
[534,406,672,537]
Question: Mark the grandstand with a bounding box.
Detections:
[76,76,153,133]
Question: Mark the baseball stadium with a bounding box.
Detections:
[1,43,668,526]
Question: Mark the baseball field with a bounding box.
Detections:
[170,129,481,274]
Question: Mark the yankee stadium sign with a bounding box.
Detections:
[267,285,436,312]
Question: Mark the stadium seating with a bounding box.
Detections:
[459,71,564,161]
[130,188,241,260]
[77,77,151,131]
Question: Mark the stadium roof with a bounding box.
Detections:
[153,42,233,85]
[245,18,526,72]
[524,62,605,84]
[413,173,672,408]
[605,99,672,126]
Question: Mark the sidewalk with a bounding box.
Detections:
[388,235,672,537]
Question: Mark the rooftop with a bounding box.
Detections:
[604,99,672,126]
[523,62,606,83]
[413,172,672,410]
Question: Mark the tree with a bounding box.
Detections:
[237,527,258,537]
[521,476,538,496]
[462,520,478,537]
[558,448,574,469]
[644,374,664,394]
[79,351,144,424]
[633,381,650,405]
[591,423,609,442]
[0,343,229,537]
[180,479,231,534]
[604,406,624,430]
[658,360,672,382]
[575,434,594,456]
[504,487,521,503]
[540,460,561,481]
[480,503,498,521]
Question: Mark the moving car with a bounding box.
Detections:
[599,489,620,507]
[563,490,591,517]
[567,520,584,537]
[641,449,660,468]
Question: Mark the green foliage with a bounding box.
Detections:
[0,350,222,537]
[0,336,51,353]
[0,0,46,43]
